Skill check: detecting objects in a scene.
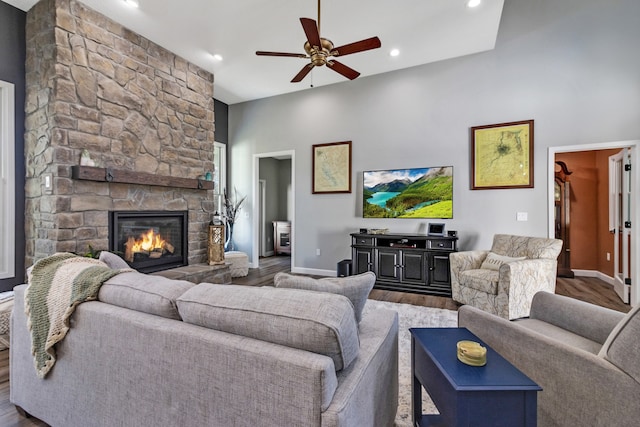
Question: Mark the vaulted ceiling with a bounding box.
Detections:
[3,0,504,104]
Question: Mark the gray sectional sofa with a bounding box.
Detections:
[459,291,640,427]
[11,270,399,427]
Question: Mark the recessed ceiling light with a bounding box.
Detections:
[123,0,139,8]
[466,0,481,8]
[390,49,400,57]
[212,54,223,61]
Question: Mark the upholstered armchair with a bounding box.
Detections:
[450,234,562,319]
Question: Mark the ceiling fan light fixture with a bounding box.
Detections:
[256,0,381,83]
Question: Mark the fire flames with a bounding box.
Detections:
[124,229,175,263]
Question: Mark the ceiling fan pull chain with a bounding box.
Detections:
[317,0,321,34]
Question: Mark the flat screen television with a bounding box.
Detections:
[363,166,453,219]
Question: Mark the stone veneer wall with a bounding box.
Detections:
[24,0,216,268]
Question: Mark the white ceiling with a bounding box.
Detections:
[3,0,504,105]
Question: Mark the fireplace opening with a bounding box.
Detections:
[109,211,188,273]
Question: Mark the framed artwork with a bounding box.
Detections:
[471,120,534,190]
[312,141,352,194]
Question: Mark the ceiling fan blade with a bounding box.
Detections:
[331,37,381,56]
[327,60,360,80]
[300,17,322,48]
[256,51,308,58]
[291,64,315,83]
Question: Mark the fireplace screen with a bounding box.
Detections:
[109,211,188,273]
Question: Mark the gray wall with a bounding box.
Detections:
[228,0,640,273]
[0,2,26,291]
[214,98,228,144]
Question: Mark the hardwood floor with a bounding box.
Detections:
[555,275,630,313]
[233,255,630,313]
[2,255,630,425]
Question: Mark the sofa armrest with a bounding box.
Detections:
[449,251,489,300]
[458,305,640,426]
[449,250,489,272]
[529,291,625,344]
[449,250,488,283]
[496,259,557,319]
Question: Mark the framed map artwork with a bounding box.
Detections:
[471,120,534,190]
[312,141,352,194]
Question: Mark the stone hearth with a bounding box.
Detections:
[152,264,231,285]
[23,0,217,268]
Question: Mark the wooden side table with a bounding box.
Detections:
[410,327,541,427]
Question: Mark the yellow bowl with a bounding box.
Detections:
[457,340,487,366]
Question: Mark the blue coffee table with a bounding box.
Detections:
[410,327,541,427]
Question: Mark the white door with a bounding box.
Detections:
[609,148,632,303]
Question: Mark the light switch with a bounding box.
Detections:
[516,212,528,221]
[43,173,53,194]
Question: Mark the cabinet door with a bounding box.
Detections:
[376,249,401,281]
[402,251,426,283]
[353,247,374,274]
[428,253,451,285]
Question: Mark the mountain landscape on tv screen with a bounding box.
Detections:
[363,166,453,218]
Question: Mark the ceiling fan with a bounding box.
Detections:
[256,0,382,83]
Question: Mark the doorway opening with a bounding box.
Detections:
[548,140,639,307]
[252,150,295,270]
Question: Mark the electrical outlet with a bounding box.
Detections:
[316,248,321,256]
[516,212,528,221]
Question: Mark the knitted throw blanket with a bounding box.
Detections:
[25,253,129,378]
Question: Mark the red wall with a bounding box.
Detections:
[555,149,620,277]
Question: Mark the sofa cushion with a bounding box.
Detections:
[99,271,196,320]
[598,304,640,383]
[480,252,526,271]
[177,283,360,371]
[273,272,375,323]
[515,318,603,354]
[98,251,130,270]
[459,269,499,294]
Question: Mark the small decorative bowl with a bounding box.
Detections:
[457,340,487,366]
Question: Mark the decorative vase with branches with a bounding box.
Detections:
[223,188,246,251]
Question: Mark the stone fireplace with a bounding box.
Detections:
[23,0,218,268]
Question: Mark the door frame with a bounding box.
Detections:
[608,149,631,302]
[252,150,295,269]
[258,179,271,257]
[548,140,639,307]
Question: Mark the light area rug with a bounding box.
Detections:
[362,299,458,427]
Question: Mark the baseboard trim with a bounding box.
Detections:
[291,267,335,277]
[572,269,614,285]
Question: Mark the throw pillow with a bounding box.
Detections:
[177,283,360,371]
[273,271,375,323]
[480,252,526,271]
[98,251,130,270]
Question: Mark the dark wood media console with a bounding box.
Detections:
[351,232,458,296]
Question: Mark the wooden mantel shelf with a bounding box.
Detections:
[71,165,214,190]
